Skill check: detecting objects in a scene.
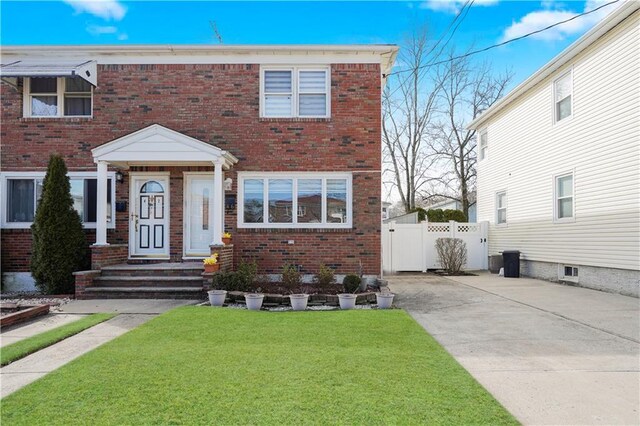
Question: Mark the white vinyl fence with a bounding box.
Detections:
[382,221,488,273]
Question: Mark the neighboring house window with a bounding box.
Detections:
[238,173,351,228]
[479,130,488,161]
[560,265,579,282]
[2,173,114,228]
[25,77,92,117]
[496,191,507,225]
[554,172,574,220]
[554,72,572,122]
[261,67,330,118]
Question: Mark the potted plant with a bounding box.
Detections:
[283,264,308,311]
[222,232,232,245]
[244,293,264,311]
[208,271,228,307]
[203,253,220,273]
[208,289,227,307]
[338,274,361,310]
[375,292,395,309]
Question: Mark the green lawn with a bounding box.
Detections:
[1,313,116,367]
[1,308,517,425]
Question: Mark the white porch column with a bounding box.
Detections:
[211,160,224,246]
[95,161,109,246]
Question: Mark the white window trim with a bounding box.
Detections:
[553,170,575,223]
[1,171,116,229]
[478,129,488,162]
[558,264,579,283]
[552,69,573,125]
[237,172,352,229]
[260,66,331,119]
[495,190,507,227]
[23,77,93,118]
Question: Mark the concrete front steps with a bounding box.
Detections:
[82,263,206,299]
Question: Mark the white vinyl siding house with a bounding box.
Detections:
[470,4,640,297]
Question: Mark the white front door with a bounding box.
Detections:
[130,175,170,258]
[184,174,214,257]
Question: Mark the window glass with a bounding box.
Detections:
[65,78,92,93]
[479,131,488,160]
[264,71,292,93]
[556,174,573,219]
[299,71,327,116]
[326,179,347,223]
[299,94,326,116]
[297,179,322,223]
[555,73,572,121]
[557,175,572,197]
[264,95,292,117]
[64,97,91,116]
[268,179,293,223]
[243,179,264,223]
[30,78,57,93]
[7,179,35,222]
[70,179,84,220]
[31,96,58,116]
[496,192,506,224]
[84,179,112,223]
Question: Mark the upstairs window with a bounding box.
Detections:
[261,67,330,118]
[554,172,574,221]
[496,191,507,225]
[25,77,92,117]
[479,130,488,161]
[554,72,572,122]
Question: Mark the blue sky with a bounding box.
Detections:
[0,1,621,88]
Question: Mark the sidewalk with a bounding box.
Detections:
[1,314,88,347]
[389,272,640,425]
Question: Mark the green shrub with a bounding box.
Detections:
[343,274,361,293]
[427,208,467,222]
[236,260,257,289]
[426,208,445,222]
[313,264,335,291]
[212,271,252,292]
[31,155,87,294]
[282,264,302,294]
[410,207,427,222]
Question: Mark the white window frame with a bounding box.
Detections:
[559,264,579,283]
[1,171,116,229]
[552,69,573,124]
[237,172,351,229]
[478,129,488,161]
[553,171,575,223]
[23,77,93,118]
[495,190,507,226]
[260,66,331,119]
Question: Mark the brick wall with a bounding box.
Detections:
[91,244,129,269]
[1,62,382,276]
[210,244,234,273]
[73,270,101,299]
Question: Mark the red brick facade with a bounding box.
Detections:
[1,61,382,278]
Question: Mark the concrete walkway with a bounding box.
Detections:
[58,298,199,314]
[388,272,640,425]
[0,314,152,398]
[1,314,88,347]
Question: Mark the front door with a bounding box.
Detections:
[184,174,214,257]
[130,175,170,258]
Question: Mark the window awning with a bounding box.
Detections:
[0,60,97,86]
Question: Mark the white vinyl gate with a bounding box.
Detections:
[382,221,488,273]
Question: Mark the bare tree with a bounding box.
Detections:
[428,50,512,218]
[382,28,445,213]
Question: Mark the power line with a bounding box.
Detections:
[383,0,620,78]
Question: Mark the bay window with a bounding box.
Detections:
[2,172,114,228]
[261,67,330,118]
[238,173,351,228]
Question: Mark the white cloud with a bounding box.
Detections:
[500,0,620,42]
[64,0,126,21]
[420,0,499,14]
[117,33,128,41]
[86,25,118,35]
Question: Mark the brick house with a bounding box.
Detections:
[0,45,398,296]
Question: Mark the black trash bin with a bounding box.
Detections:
[502,250,520,278]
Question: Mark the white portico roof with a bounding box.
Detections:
[92,124,238,169]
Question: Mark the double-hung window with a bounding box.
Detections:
[25,77,92,117]
[554,71,572,123]
[479,130,488,161]
[2,172,114,228]
[239,173,351,228]
[554,172,574,221]
[496,191,507,225]
[261,67,330,118]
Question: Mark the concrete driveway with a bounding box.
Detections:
[388,272,639,425]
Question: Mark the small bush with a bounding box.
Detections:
[313,264,335,291]
[426,208,445,222]
[343,274,361,293]
[236,260,257,289]
[282,264,302,294]
[435,238,467,275]
[427,208,467,223]
[410,207,427,222]
[212,272,245,292]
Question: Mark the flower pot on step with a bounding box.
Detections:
[289,294,309,311]
[338,294,357,310]
[208,290,227,307]
[204,264,220,273]
[222,237,232,245]
[245,293,265,311]
[376,292,395,309]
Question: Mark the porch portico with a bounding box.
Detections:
[91,124,238,253]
